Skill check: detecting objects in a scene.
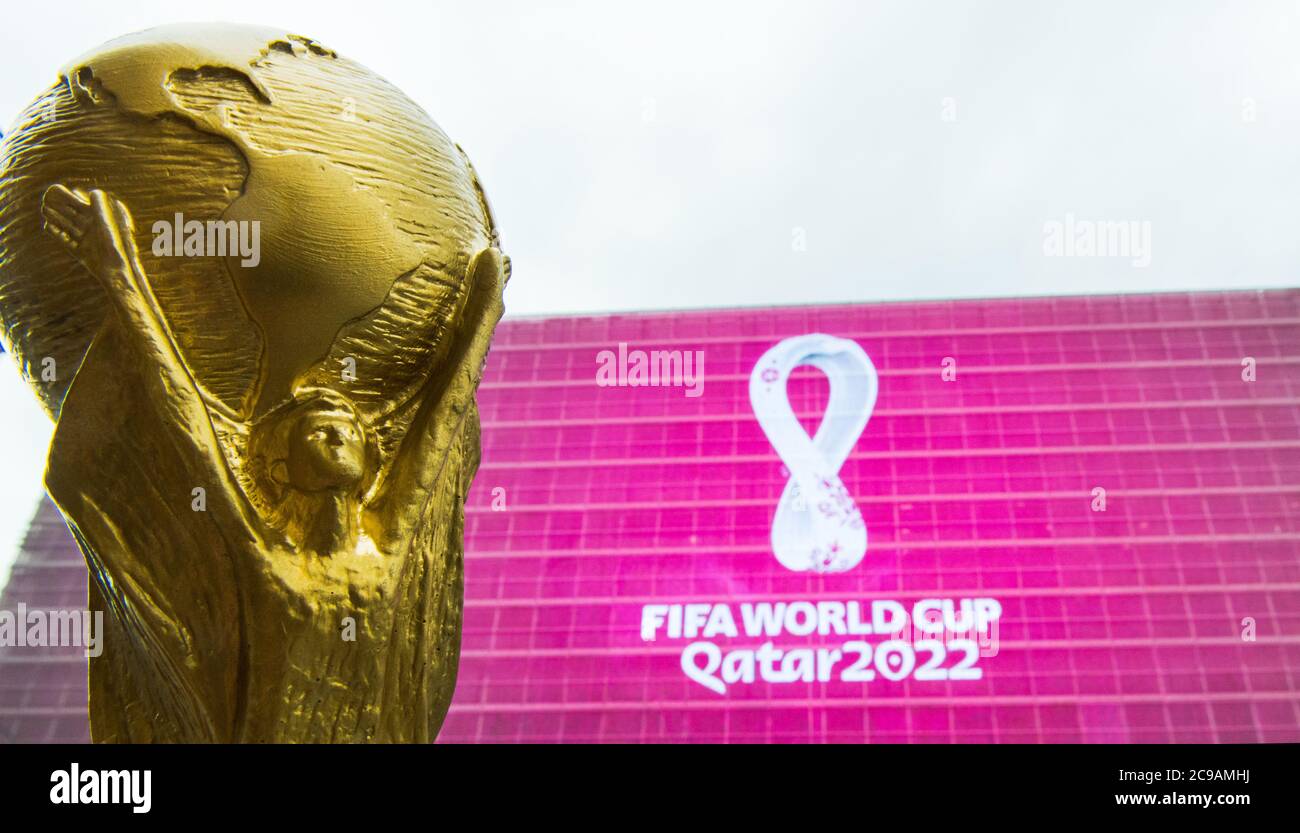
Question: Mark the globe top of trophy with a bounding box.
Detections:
[0,21,503,423]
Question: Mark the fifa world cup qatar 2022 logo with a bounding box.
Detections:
[749,334,878,573]
[642,335,1003,695]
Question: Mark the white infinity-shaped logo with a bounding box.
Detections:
[749,334,878,573]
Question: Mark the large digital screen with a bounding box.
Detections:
[440,289,1300,742]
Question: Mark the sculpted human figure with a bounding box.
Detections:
[38,182,504,742]
[0,24,508,742]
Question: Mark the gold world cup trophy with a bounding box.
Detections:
[0,23,508,742]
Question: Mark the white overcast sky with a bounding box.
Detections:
[0,0,1297,581]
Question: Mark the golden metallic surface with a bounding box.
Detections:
[0,23,508,742]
